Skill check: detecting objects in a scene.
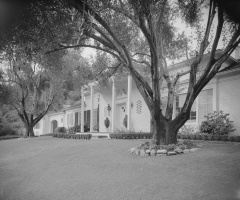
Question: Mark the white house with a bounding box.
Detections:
[34,51,240,136]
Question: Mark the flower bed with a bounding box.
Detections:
[52,133,92,140]
[129,140,202,156]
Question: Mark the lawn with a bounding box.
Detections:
[0,137,240,200]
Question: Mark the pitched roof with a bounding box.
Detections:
[218,62,240,73]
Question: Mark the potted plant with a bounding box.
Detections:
[123,115,127,128]
[104,117,110,129]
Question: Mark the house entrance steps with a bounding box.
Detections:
[76,132,110,139]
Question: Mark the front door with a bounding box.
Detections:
[52,120,58,132]
[117,103,126,130]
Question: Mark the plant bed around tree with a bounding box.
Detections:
[129,140,202,157]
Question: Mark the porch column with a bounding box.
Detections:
[111,78,116,132]
[81,86,84,133]
[90,84,94,132]
[213,78,218,111]
[127,75,132,131]
[63,111,65,127]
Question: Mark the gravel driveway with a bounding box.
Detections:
[0,137,240,200]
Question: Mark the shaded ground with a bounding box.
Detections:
[0,137,240,200]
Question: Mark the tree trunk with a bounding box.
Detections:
[164,121,178,144]
[151,113,188,145]
[25,125,34,137]
[151,109,166,145]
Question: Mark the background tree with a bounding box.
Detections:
[0,50,66,137]
[0,0,91,136]
[61,49,93,105]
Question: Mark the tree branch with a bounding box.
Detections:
[132,58,151,68]
[132,52,151,57]
[173,69,191,86]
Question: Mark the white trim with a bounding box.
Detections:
[111,78,116,132]
[90,85,94,132]
[81,86,85,132]
[127,76,132,131]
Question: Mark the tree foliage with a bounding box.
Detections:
[0,50,66,136]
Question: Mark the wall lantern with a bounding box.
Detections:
[107,104,111,111]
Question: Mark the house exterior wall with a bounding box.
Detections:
[33,119,44,136]
[35,64,240,136]
[49,113,64,132]
[64,107,81,128]
[130,81,151,132]
[217,71,240,135]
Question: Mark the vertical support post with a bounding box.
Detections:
[111,78,116,132]
[213,78,218,111]
[90,84,94,132]
[127,75,132,131]
[63,111,65,127]
[81,86,85,133]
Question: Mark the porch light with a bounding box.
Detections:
[107,104,111,111]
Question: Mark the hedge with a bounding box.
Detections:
[52,132,240,142]
[109,133,152,139]
[52,133,92,140]
[177,134,240,142]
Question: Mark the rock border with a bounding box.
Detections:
[129,140,202,156]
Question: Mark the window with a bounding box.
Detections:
[93,109,98,128]
[84,110,91,125]
[35,122,40,129]
[67,113,73,126]
[75,112,78,125]
[198,89,213,123]
[176,94,196,121]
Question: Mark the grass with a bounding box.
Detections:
[0,137,240,200]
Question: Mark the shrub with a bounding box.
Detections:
[84,123,90,132]
[229,136,236,142]
[0,126,18,136]
[235,136,240,142]
[54,127,67,134]
[199,111,235,135]
[67,124,90,134]
[180,125,195,135]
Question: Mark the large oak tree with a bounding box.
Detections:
[64,0,240,145]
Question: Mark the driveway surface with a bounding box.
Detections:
[0,137,240,200]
